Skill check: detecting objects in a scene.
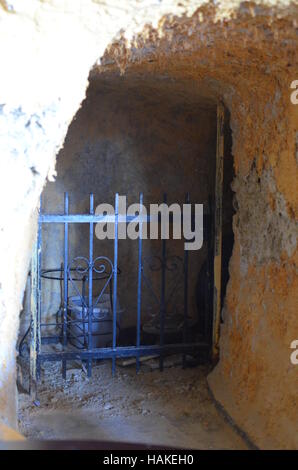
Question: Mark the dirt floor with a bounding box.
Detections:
[18,356,248,449]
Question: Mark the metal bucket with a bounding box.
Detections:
[67,293,121,348]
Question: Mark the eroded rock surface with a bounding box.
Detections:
[0,0,297,448]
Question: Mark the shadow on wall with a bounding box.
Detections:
[36,73,219,332]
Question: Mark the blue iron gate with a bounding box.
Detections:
[28,192,211,399]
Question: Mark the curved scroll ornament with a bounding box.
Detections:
[144,255,162,273]
[65,256,115,348]
[142,256,163,306]
[141,254,183,310]
[67,256,90,311]
[92,256,114,313]
[165,255,183,273]
[66,257,90,349]
[143,255,182,273]
[164,256,183,310]
[67,256,114,317]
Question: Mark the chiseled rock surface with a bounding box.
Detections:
[0,0,297,448]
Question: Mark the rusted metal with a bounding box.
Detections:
[29,238,38,399]
[27,192,211,390]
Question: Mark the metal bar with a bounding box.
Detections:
[112,193,119,375]
[39,214,183,224]
[36,203,42,381]
[29,238,38,399]
[82,276,87,347]
[37,192,214,379]
[212,102,224,360]
[159,193,167,371]
[136,192,143,373]
[182,192,190,368]
[38,342,209,362]
[40,214,152,224]
[87,194,94,377]
[203,223,209,342]
[40,316,118,327]
[205,196,213,343]
[62,192,69,378]
[41,336,61,345]
[141,269,160,307]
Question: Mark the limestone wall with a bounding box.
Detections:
[0,0,297,448]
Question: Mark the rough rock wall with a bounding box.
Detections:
[98,4,298,448]
[0,0,204,430]
[0,0,297,449]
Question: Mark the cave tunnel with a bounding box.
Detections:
[17,68,237,448]
[1,0,296,452]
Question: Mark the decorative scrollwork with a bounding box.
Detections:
[143,255,163,272]
[143,255,182,272]
[67,257,90,309]
[165,255,183,272]
[67,256,115,312]
[68,256,89,278]
[93,256,113,276]
[141,253,184,311]
[93,256,114,311]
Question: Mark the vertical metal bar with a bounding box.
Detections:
[62,192,69,379]
[212,103,224,360]
[36,198,42,381]
[205,197,213,343]
[136,192,143,373]
[112,193,119,375]
[204,195,214,349]
[29,236,38,400]
[159,193,167,371]
[82,276,87,348]
[182,192,190,368]
[87,193,94,377]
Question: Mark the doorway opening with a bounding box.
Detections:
[17,70,237,448]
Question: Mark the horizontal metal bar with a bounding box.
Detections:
[40,214,154,224]
[41,336,60,345]
[38,343,209,362]
[39,212,211,224]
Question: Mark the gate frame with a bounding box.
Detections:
[212,102,225,361]
[29,104,225,397]
[29,193,210,398]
